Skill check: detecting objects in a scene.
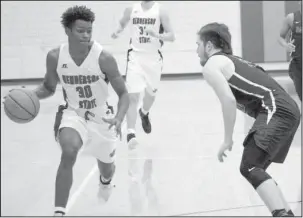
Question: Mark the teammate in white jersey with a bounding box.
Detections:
[112,1,175,146]
[33,6,129,216]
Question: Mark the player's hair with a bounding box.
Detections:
[61,5,95,28]
[198,22,233,55]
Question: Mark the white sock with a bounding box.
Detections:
[141,108,149,115]
[54,207,66,215]
[100,175,111,185]
[128,129,136,135]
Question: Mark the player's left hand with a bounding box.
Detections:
[217,140,233,162]
[145,28,158,38]
[102,117,122,140]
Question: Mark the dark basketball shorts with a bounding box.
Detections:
[241,135,272,170]
[243,104,300,164]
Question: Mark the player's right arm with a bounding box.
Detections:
[203,56,237,144]
[203,56,237,161]
[34,48,60,99]
[111,7,133,39]
[278,13,296,53]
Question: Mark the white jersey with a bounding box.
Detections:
[129,2,163,53]
[56,41,109,117]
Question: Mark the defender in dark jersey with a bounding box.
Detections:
[279,2,302,101]
[196,23,300,217]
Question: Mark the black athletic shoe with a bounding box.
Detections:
[287,210,295,216]
[273,209,293,217]
[139,109,151,134]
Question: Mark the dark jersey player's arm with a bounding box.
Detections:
[203,56,237,143]
[34,48,60,99]
[99,50,129,122]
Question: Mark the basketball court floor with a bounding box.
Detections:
[1,77,302,216]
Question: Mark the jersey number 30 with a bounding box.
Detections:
[76,85,93,98]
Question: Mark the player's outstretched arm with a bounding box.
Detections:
[203,57,236,143]
[111,7,132,39]
[278,13,296,53]
[34,48,59,99]
[99,50,129,122]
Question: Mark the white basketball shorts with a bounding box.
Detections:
[54,105,118,163]
[125,49,163,94]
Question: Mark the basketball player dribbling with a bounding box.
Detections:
[33,6,129,216]
[111,0,175,147]
[197,23,300,216]
[279,1,302,102]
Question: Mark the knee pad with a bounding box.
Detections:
[240,165,272,189]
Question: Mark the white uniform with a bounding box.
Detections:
[55,41,117,163]
[126,1,163,94]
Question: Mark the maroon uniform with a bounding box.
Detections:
[289,10,302,100]
[212,53,300,163]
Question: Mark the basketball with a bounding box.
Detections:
[3,89,40,123]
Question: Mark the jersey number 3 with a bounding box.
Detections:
[76,85,93,98]
[139,26,148,35]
